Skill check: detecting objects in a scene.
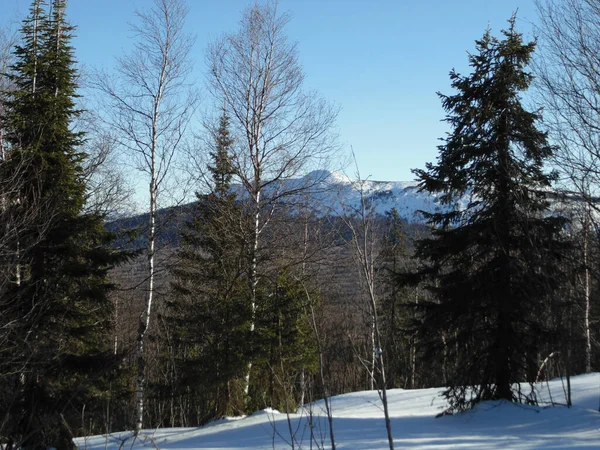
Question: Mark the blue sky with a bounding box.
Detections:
[3,0,538,182]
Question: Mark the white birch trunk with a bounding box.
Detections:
[584,208,592,374]
[134,29,167,434]
[134,136,157,435]
[244,188,260,396]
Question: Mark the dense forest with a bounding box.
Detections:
[1,0,600,449]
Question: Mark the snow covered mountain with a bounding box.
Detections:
[270,170,581,223]
[112,170,582,240]
[256,170,470,222]
[75,373,600,449]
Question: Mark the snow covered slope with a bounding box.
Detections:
[75,373,600,449]
[249,170,467,222]
[270,170,583,223]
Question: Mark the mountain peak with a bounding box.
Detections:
[303,170,352,184]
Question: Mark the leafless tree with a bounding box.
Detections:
[301,281,337,450]
[534,0,600,196]
[340,163,394,450]
[93,0,196,433]
[207,0,338,395]
[73,109,136,217]
[534,0,600,374]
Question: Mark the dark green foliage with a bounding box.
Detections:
[166,112,251,423]
[250,270,318,412]
[208,111,234,199]
[0,1,132,447]
[378,208,417,388]
[409,18,570,410]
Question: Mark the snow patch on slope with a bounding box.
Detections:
[294,170,464,221]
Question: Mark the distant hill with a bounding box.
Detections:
[107,170,585,249]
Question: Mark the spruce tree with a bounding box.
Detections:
[0,1,131,447]
[250,270,318,412]
[208,112,235,199]
[410,18,569,410]
[167,112,251,421]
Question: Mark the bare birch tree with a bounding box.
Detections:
[68,101,136,217]
[534,0,600,198]
[534,0,600,374]
[207,1,338,396]
[341,166,394,450]
[94,0,196,433]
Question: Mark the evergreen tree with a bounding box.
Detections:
[409,18,570,410]
[208,111,234,199]
[0,1,131,447]
[250,270,318,413]
[167,112,250,422]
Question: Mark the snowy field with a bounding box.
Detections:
[75,374,600,449]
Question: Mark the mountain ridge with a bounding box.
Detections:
[110,169,586,240]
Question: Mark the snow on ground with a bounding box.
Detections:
[75,374,600,449]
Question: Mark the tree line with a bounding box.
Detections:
[1,1,600,449]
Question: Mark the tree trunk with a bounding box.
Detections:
[135,185,155,433]
[135,68,162,433]
[244,188,261,397]
[584,209,592,374]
